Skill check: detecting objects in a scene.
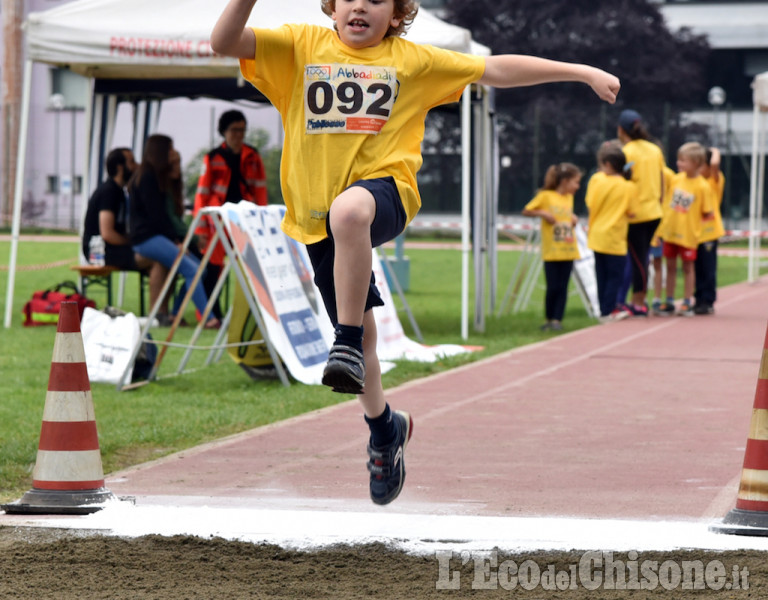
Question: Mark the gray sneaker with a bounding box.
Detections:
[322,344,365,394]
[367,410,413,505]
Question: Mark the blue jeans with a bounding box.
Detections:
[133,235,209,317]
[594,252,627,316]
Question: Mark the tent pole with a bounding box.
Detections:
[757,109,766,278]
[473,89,485,333]
[461,86,471,340]
[485,88,498,316]
[749,98,761,282]
[78,78,95,244]
[3,59,32,329]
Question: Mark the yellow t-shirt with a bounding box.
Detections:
[524,190,580,261]
[699,171,726,243]
[585,171,638,256]
[239,24,486,244]
[660,173,715,249]
[651,165,677,247]
[622,139,665,224]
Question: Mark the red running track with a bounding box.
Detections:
[67,278,768,522]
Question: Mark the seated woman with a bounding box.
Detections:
[128,134,220,329]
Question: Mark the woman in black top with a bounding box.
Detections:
[129,134,220,329]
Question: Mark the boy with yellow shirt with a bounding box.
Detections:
[585,142,638,320]
[694,147,726,315]
[211,0,620,506]
[657,142,714,317]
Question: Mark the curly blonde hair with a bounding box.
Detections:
[320,0,420,38]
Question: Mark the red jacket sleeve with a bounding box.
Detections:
[193,153,214,236]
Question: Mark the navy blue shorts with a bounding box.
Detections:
[306,176,406,326]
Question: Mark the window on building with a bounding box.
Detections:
[48,175,83,195]
[49,68,88,110]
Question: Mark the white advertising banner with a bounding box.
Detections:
[372,252,470,363]
[221,203,330,385]
[572,223,600,318]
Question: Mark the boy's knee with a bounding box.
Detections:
[329,189,375,232]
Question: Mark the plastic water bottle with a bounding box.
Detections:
[88,235,105,266]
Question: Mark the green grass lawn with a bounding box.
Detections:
[0,235,755,502]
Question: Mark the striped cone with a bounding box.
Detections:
[2,302,115,515]
[711,321,768,536]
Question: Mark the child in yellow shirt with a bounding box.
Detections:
[694,147,726,315]
[657,143,714,316]
[585,142,638,320]
[523,163,583,331]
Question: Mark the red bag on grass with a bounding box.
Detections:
[22,281,96,327]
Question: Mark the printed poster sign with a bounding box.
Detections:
[221,202,330,385]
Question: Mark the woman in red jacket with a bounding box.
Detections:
[193,110,268,318]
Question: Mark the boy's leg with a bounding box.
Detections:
[665,255,677,300]
[358,309,384,418]
[323,178,411,505]
[653,257,662,296]
[682,259,695,302]
[361,310,413,505]
[328,186,377,327]
[319,187,376,394]
[593,252,608,316]
[321,178,405,394]
[700,241,717,306]
[604,253,628,315]
[694,243,705,307]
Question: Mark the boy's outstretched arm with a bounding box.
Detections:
[211,0,258,59]
[478,55,620,104]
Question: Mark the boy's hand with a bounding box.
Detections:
[587,68,621,104]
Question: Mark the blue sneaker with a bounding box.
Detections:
[322,344,365,394]
[367,410,413,505]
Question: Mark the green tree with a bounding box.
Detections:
[427,0,710,213]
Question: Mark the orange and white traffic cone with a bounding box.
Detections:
[712,321,768,536]
[2,302,115,515]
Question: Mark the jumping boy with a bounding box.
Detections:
[211,0,620,505]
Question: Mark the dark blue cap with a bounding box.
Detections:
[618,109,642,132]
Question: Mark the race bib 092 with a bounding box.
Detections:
[304,63,398,135]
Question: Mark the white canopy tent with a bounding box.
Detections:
[5,0,496,338]
[748,72,768,283]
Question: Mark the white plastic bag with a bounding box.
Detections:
[81,307,140,384]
